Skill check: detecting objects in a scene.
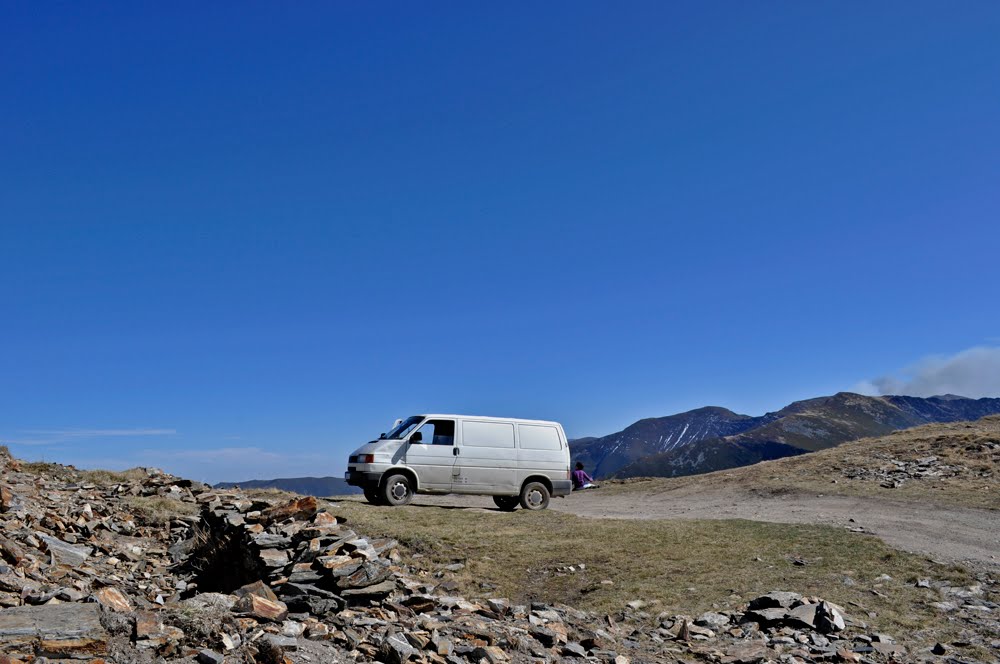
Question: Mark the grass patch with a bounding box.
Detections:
[17,461,153,486]
[18,461,69,477]
[329,498,973,647]
[242,488,297,500]
[80,468,151,484]
[124,496,200,526]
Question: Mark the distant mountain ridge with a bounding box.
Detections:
[214,476,361,496]
[220,394,1000,492]
[569,406,767,477]
[571,393,1000,479]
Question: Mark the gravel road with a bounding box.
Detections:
[395,486,1000,568]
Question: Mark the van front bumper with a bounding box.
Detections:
[344,469,383,488]
[551,480,572,497]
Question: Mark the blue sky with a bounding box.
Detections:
[2,3,998,483]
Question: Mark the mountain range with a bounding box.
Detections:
[570,393,1000,479]
[214,476,361,495]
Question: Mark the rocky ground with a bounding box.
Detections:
[1,446,998,663]
[839,454,961,489]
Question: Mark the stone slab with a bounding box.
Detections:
[0,603,107,658]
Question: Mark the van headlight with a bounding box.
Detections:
[360,454,375,464]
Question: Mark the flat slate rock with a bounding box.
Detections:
[0,603,108,658]
[35,533,92,567]
[748,591,801,610]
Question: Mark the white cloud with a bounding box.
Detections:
[856,346,1000,398]
[2,428,176,447]
[22,428,176,437]
[143,446,285,462]
[1,438,65,447]
[133,446,334,485]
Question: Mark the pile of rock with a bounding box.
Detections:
[617,590,912,664]
[0,455,652,662]
[0,446,962,664]
[736,591,894,661]
[0,458,220,660]
[178,491,652,662]
[742,591,846,634]
[187,492,402,615]
[841,454,959,488]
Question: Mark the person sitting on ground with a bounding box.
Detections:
[571,462,599,490]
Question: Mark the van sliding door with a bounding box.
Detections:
[453,420,517,493]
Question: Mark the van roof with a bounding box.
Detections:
[417,414,563,427]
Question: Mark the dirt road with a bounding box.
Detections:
[400,486,1000,568]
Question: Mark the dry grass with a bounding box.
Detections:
[80,468,152,485]
[603,416,1000,511]
[242,487,297,500]
[18,460,70,477]
[330,497,975,648]
[124,496,200,525]
[17,461,154,486]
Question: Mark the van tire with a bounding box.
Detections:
[493,496,519,511]
[519,482,550,510]
[363,486,384,506]
[382,473,414,506]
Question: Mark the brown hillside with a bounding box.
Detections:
[609,415,1000,511]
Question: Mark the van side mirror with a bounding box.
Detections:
[410,431,423,443]
[379,433,386,439]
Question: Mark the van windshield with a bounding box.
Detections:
[384,416,424,440]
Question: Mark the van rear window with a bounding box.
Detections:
[462,421,515,448]
[518,424,562,450]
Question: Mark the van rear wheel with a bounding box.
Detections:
[381,473,414,506]
[519,482,550,510]
[363,486,384,506]
[493,496,519,512]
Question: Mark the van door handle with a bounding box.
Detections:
[453,448,460,456]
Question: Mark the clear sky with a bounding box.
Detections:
[2,3,998,483]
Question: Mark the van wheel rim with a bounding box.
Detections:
[527,490,543,507]
[390,482,408,500]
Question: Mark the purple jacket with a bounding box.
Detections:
[572,469,593,489]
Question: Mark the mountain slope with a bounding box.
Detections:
[609,415,1000,512]
[586,393,1000,479]
[570,406,765,478]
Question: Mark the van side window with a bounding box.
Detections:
[416,419,455,445]
[518,424,562,450]
[463,421,515,448]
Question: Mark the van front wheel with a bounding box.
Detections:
[519,482,550,510]
[493,496,519,511]
[381,473,414,506]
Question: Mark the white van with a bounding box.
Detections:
[344,414,572,510]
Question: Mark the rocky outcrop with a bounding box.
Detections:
[840,454,962,488]
[0,455,995,662]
